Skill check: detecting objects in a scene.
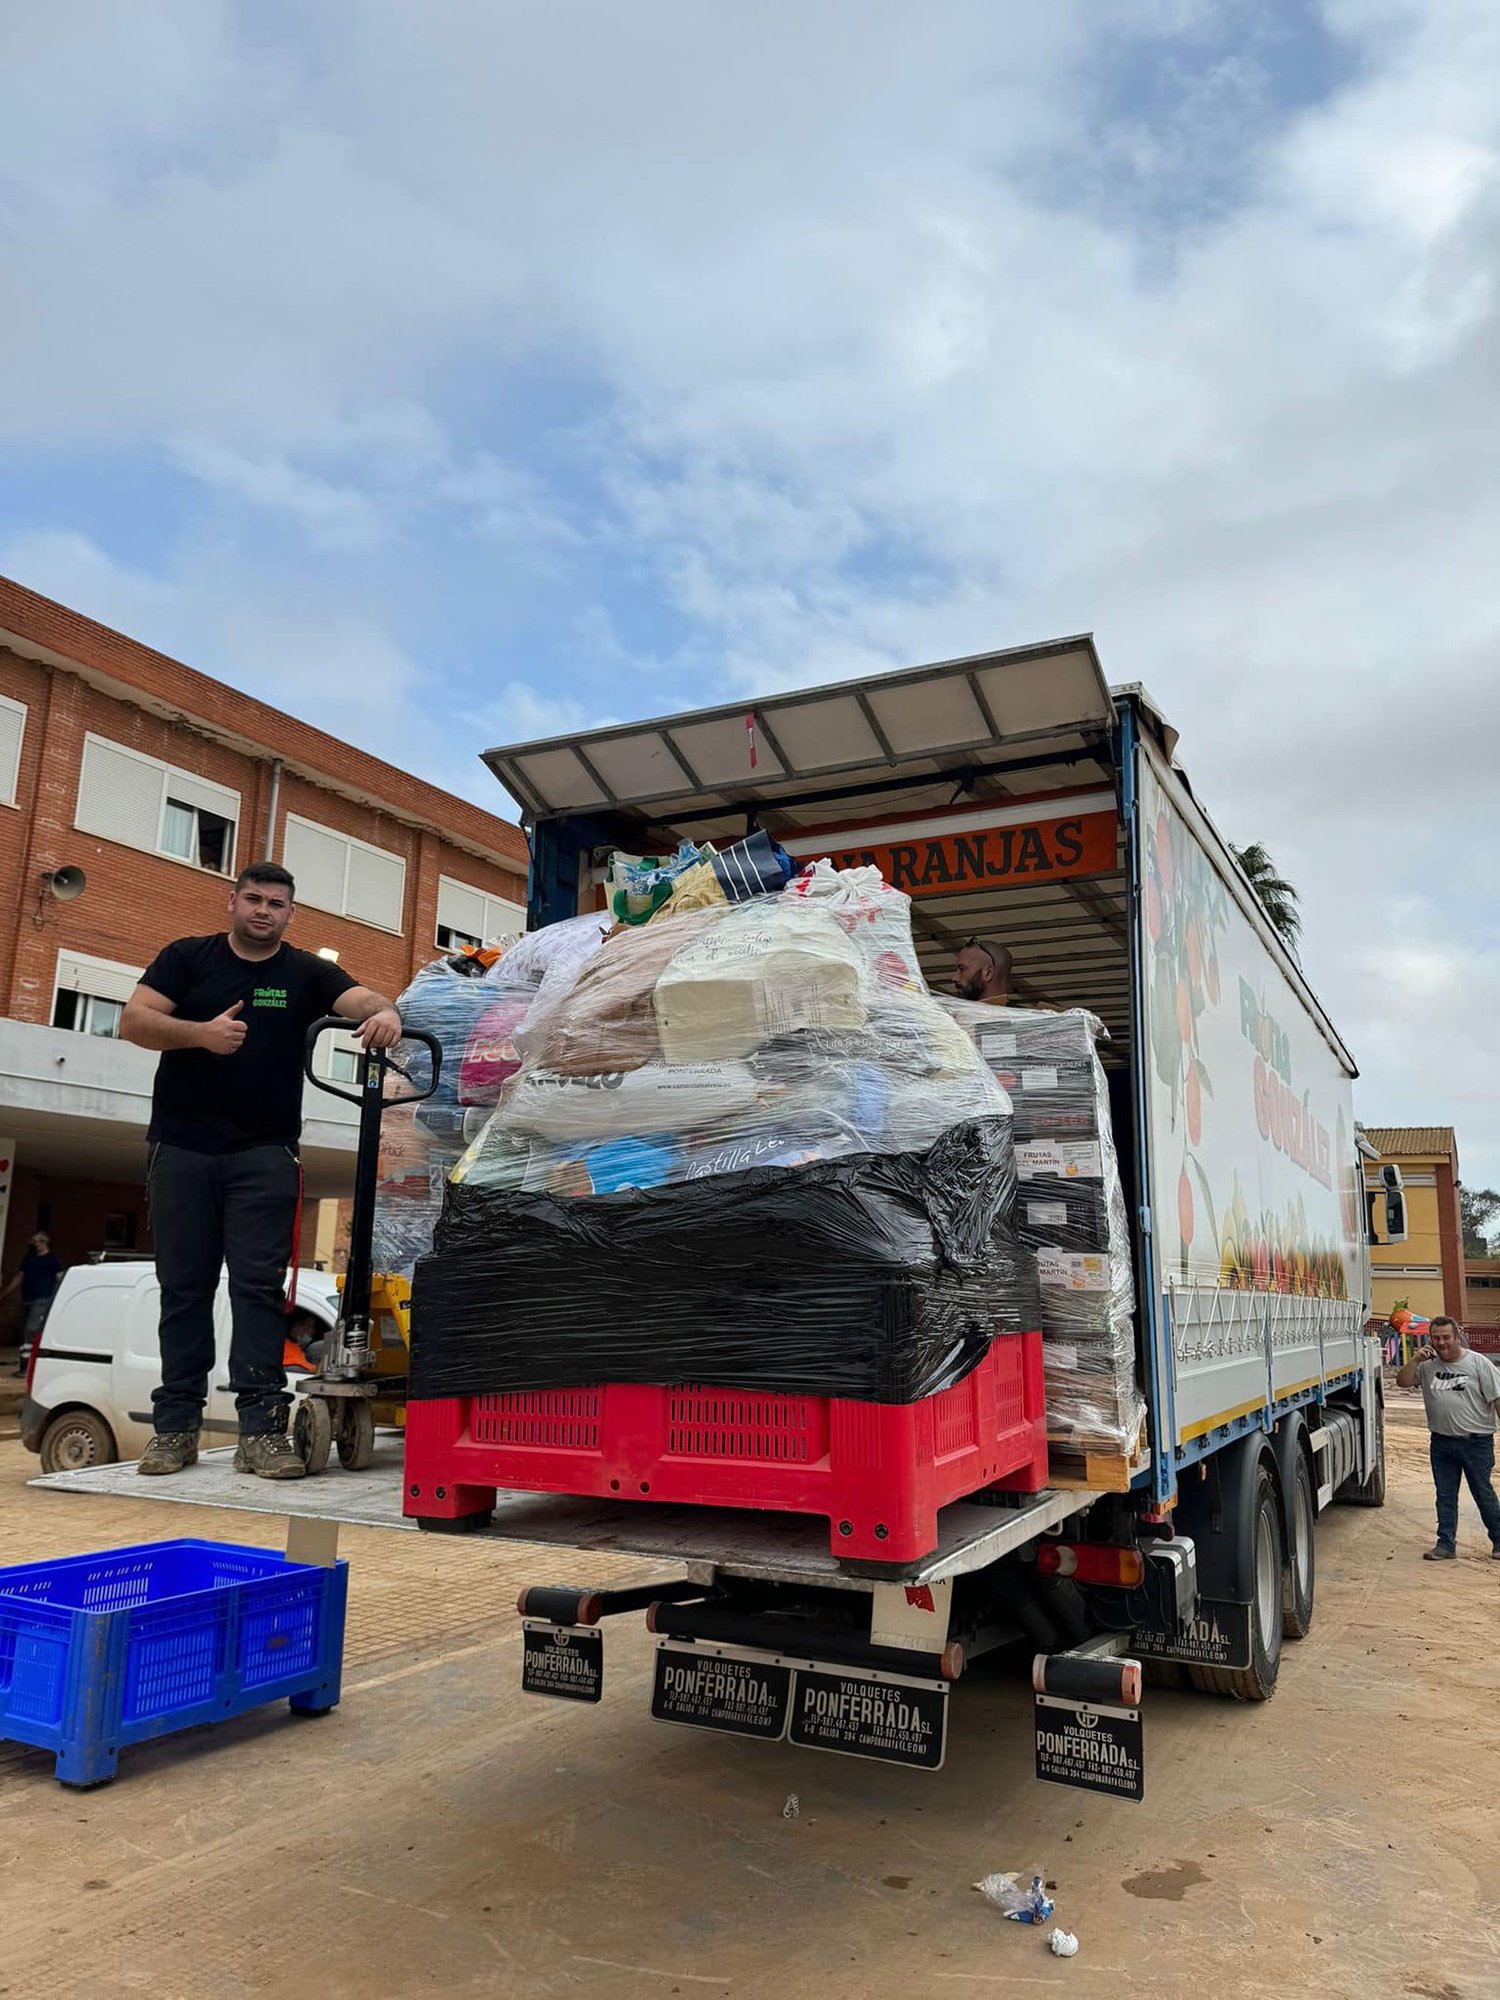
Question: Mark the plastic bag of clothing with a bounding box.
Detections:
[654,899,866,1062]
[519,905,729,1076]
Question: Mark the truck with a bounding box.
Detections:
[467,634,1388,1790]
[29,633,1391,1799]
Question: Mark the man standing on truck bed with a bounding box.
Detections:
[1395,1316,1500,1561]
[121,861,402,1480]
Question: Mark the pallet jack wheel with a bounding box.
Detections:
[337,1398,376,1471]
[294,1396,333,1474]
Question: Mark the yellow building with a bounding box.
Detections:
[1362,1126,1465,1323]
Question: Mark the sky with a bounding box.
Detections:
[2,0,1497,1187]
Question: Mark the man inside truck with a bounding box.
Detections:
[952,938,1015,1004]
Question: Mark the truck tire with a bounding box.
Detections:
[1340,1392,1386,1508]
[1281,1447,1316,1640]
[1189,1462,1283,1701]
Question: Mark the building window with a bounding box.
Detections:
[54,990,124,1038]
[329,1046,363,1084]
[52,951,142,1040]
[435,874,525,952]
[0,692,25,806]
[75,733,239,876]
[283,813,406,933]
[103,1211,138,1251]
[161,798,234,872]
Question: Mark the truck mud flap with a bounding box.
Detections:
[652,1642,792,1740]
[521,1620,604,1703]
[1131,1598,1252,1670]
[1035,1692,1143,1802]
[650,1641,947,1770]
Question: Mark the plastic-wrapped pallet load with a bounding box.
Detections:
[410,866,1036,1403]
[370,926,612,1279]
[943,1000,1144,1459]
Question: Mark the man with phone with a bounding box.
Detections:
[1395,1316,1500,1561]
[121,860,402,1479]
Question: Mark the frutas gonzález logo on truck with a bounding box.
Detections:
[1145,767,1350,1297]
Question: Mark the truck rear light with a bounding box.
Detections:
[24,1337,42,1396]
[1036,1542,1145,1587]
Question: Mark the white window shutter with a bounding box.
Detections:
[55,952,142,1005]
[484,892,526,939]
[76,736,166,850]
[283,817,349,915]
[165,770,240,824]
[437,877,487,940]
[345,843,405,931]
[0,695,24,804]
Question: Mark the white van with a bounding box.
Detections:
[19,1260,342,1472]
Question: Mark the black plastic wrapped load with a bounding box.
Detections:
[988,1060,1099,1140]
[1017,1177,1109,1252]
[942,999,1145,1453]
[409,1118,1034,1405]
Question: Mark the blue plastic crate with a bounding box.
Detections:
[0,1539,348,1787]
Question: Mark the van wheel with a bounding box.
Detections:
[40,1410,118,1474]
[1189,1462,1284,1701]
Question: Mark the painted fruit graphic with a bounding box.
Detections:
[1178,1170,1194,1246]
[1186,1063,1202,1145]
[1176,978,1192,1043]
[1186,921,1201,983]
[1205,952,1220,1005]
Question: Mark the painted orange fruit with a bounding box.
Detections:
[1178,1170,1194,1247]
[1176,978,1193,1043]
[1186,1064,1202,1145]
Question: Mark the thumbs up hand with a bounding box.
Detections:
[200,1000,248,1056]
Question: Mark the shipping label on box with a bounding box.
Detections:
[1037,1250,1112,1293]
[1016,1140,1103,1180]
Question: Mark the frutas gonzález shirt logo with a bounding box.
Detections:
[252,986,288,1010]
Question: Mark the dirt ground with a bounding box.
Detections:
[2,1392,1498,2000]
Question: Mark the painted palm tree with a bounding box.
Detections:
[1231,842,1301,951]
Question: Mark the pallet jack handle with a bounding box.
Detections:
[303,1016,441,1334]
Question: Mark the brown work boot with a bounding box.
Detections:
[138,1431,200,1476]
[233,1431,307,1480]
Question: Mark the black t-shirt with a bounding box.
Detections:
[141,934,357,1154]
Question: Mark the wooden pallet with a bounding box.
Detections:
[1047,1419,1149,1494]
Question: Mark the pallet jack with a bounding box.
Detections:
[295,1015,442,1473]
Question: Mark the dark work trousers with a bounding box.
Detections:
[149,1142,300,1436]
[1429,1431,1500,1552]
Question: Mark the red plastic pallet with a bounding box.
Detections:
[403,1332,1047,1562]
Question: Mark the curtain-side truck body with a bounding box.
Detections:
[456,637,1385,1795]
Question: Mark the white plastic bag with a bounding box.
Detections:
[504,1060,760,1141]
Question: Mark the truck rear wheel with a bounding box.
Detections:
[1190,1462,1283,1701]
[1281,1447,1315,1640]
[1340,1393,1386,1508]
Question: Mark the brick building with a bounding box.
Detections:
[1361,1125,1465,1324]
[0,575,528,1312]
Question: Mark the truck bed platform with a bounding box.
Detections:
[29,1444,1100,1592]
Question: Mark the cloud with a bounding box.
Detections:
[1,0,1498,1177]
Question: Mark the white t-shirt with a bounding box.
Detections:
[1416,1349,1500,1436]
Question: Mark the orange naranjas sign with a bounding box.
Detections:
[789,809,1117,897]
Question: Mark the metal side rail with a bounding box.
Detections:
[29,1444,1103,1589]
